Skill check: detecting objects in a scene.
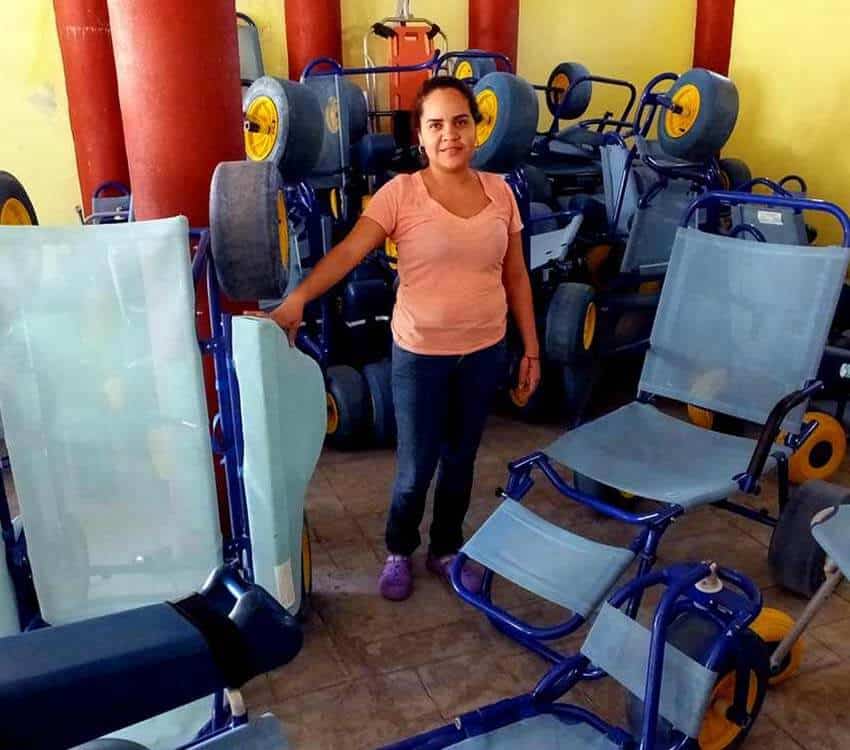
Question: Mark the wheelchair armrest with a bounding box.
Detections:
[0,566,302,750]
[742,381,823,491]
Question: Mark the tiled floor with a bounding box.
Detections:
[4,400,850,749]
[246,405,850,749]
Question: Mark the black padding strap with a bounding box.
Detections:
[169,594,253,688]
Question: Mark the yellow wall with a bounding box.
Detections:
[1,2,81,225]
[517,0,696,129]
[2,0,693,225]
[726,0,850,245]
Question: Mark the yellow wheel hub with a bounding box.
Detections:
[244,96,279,161]
[688,404,716,430]
[552,72,570,105]
[326,393,340,435]
[475,88,498,146]
[699,670,759,750]
[782,411,847,484]
[277,190,290,268]
[665,83,701,139]
[0,197,32,225]
[455,60,473,80]
[330,188,340,220]
[301,515,312,596]
[510,386,530,408]
[749,607,803,686]
[582,302,596,351]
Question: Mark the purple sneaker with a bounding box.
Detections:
[426,553,484,594]
[379,554,413,601]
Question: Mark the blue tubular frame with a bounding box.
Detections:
[540,73,638,137]
[384,562,763,750]
[450,450,684,663]
[451,190,850,664]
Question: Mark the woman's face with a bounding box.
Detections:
[418,87,477,173]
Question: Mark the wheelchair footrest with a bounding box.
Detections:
[462,501,635,618]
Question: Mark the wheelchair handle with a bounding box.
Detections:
[681,190,850,247]
[735,177,793,198]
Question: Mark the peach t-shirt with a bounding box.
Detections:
[363,170,523,355]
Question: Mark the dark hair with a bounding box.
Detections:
[413,76,483,129]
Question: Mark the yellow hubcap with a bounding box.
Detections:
[749,607,804,686]
[688,404,716,430]
[582,302,596,351]
[326,393,339,435]
[244,96,279,161]
[665,83,701,139]
[455,60,473,80]
[475,88,498,146]
[510,386,530,408]
[0,197,32,225]
[552,72,570,104]
[324,96,340,134]
[330,188,340,220]
[277,191,290,267]
[784,411,847,484]
[699,671,759,749]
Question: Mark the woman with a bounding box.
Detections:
[268,76,540,601]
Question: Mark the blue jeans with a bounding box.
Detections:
[386,338,508,557]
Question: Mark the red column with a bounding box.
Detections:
[106,0,244,225]
[107,0,246,515]
[693,0,736,75]
[54,0,130,216]
[469,0,519,70]
[284,0,342,80]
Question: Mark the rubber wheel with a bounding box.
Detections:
[545,283,596,363]
[76,741,151,750]
[296,511,312,621]
[784,411,847,484]
[769,480,850,597]
[210,160,287,300]
[573,471,636,510]
[749,607,804,686]
[522,163,553,203]
[718,157,752,190]
[627,613,769,750]
[658,68,739,161]
[530,201,558,234]
[343,78,368,144]
[364,358,396,446]
[545,62,592,120]
[472,72,539,173]
[243,76,324,180]
[325,365,369,449]
[0,171,38,225]
[561,361,596,424]
[452,52,498,82]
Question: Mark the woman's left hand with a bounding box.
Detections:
[516,354,542,399]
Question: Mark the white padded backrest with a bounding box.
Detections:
[232,317,325,613]
[0,218,221,626]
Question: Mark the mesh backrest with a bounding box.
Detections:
[232,317,325,613]
[581,603,716,738]
[732,204,808,246]
[620,179,697,274]
[0,558,17,637]
[237,22,264,82]
[0,219,221,626]
[639,227,849,431]
[600,144,639,234]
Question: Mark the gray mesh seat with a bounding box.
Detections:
[812,505,850,578]
[619,178,698,275]
[462,500,635,617]
[731,203,807,245]
[545,402,764,508]
[545,227,849,508]
[445,715,619,749]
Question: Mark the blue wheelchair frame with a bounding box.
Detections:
[449,190,850,664]
[384,561,763,750]
[0,226,268,744]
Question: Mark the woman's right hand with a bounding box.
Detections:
[269,291,305,346]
